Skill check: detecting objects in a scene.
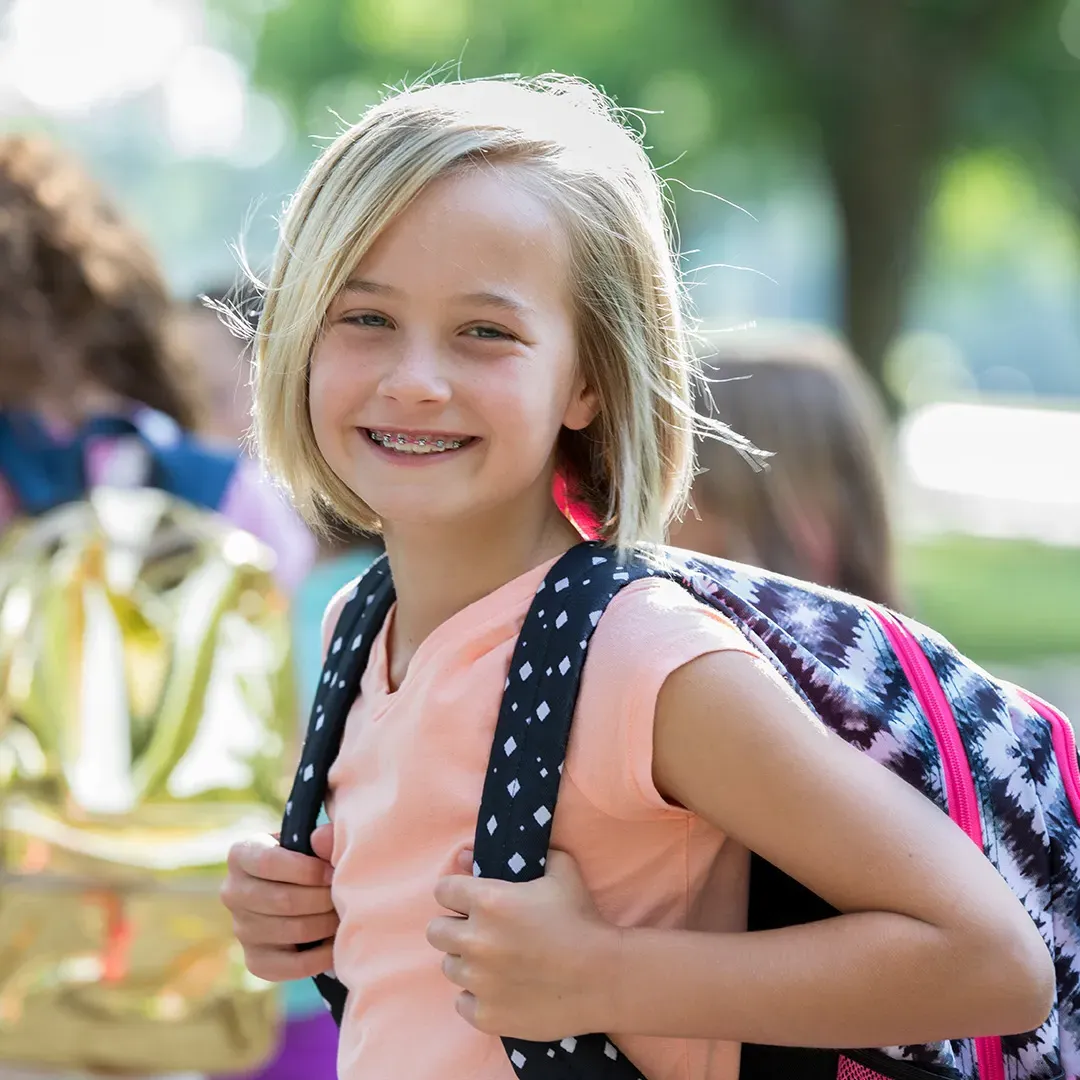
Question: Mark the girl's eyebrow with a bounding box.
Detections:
[341,278,395,297]
[457,291,534,320]
[340,279,534,319]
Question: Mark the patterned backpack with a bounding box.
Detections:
[0,411,293,1074]
[282,541,1079,1080]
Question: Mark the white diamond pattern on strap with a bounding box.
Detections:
[277,558,393,1031]
[468,544,652,1079]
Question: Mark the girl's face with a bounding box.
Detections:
[309,166,596,535]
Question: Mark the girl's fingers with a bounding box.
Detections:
[433,873,479,916]
[310,823,335,862]
[441,953,471,989]
[243,941,335,983]
[232,908,340,948]
[222,874,336,918]
[455,990,481,1030]
[426,914,467,954]
[228,835,334,887]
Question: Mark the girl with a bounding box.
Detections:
[221,77,1053,1080]
[671,325,898,605]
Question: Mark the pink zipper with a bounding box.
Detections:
[1014,687,1080,825]
[870,607,1005,1080]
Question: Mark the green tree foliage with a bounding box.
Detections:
[722,0,1068,402]
[232,0,1073,405]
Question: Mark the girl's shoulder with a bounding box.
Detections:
[590,575,755,668]
[566,575,760,821]
[317,553,383,657]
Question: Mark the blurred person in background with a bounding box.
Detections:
[176,282,356,1080]
[671,325,899,607]
[0,133,320,1079]
[175,284,259,450]
[0,134,315,591]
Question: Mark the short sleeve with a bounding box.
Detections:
[565,577,759,821]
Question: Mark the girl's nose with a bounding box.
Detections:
[377,342,452,405]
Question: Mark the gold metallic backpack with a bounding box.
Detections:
[0,415,294,1074]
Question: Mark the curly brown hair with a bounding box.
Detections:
[0,134,201,426]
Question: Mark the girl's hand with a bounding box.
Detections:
[221,823,339,982]
[427,848,621,1040]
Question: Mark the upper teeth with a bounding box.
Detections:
[369,431,466,454]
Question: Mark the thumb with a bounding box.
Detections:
[543,848,584,881]
[543,849,597,912]
[310,822,335,863]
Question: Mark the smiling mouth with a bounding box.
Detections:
[365,429,477,455]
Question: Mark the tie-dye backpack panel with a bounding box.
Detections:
[677,548,1075,1080]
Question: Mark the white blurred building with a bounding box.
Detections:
[898,400,1080,548]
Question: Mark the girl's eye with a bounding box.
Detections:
[466,325,513,341]
[344,313,391,328]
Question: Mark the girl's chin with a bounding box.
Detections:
[366,501,478,532]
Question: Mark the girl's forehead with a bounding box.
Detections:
[342,168,573,304]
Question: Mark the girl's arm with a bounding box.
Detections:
[610,648,1054,1046]
[429,648,1053,1045]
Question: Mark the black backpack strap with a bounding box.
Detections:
[279,554,395,1025]
[484,546,847,1080]
[473,542,654,1079]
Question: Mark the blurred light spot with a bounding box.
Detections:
[884,331,976,408]
[231,91,290,168]
[932,151,1039,258]
[1,0,194,115]
[902,402,1080,505]
[346,0,471,56]
[642,70,713,154]
[164,46,246,159]
[1061,0,1080,59]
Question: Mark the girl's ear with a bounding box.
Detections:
[562,378,599,432]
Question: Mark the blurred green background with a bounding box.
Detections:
[1,0,1077,705]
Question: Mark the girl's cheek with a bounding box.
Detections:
[309,348,358,412]
[307,364,352,447]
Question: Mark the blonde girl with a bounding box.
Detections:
[221,77,1051,1080]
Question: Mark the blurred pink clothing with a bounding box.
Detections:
[324,559,758,1080]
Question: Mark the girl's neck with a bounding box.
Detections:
[381,496,583,691]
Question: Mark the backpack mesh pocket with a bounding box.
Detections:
[838,1057,893,1080]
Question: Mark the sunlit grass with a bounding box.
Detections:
[899,536,1080,663]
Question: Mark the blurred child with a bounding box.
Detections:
[174,285,257,450]
[672,325,898,605]
[0,134,320,1079]
[0,134,315,589]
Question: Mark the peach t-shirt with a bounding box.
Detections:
[325,557,759,1080]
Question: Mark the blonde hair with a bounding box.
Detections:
[252,75,757,553]
[689,325,897,605]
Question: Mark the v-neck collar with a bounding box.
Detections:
[365,553,561,702]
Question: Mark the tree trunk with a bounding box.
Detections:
[721,1,979,410]
[821,72,949,412]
